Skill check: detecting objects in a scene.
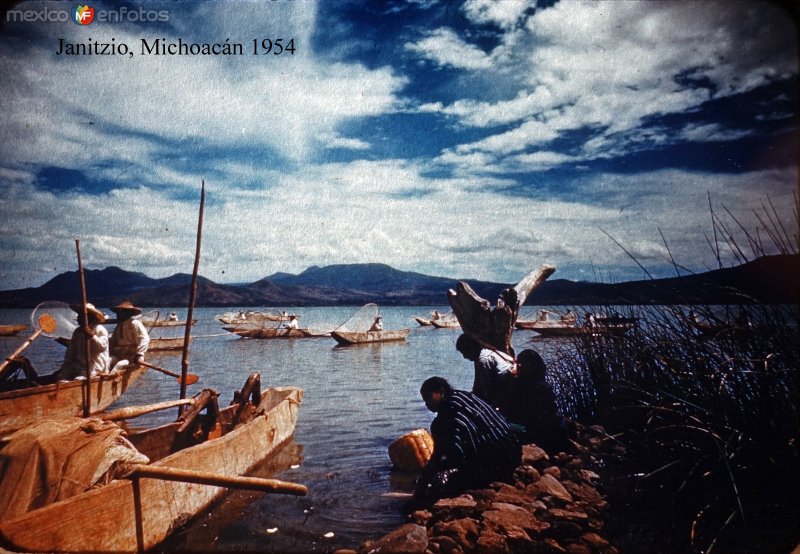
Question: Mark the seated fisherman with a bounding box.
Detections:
[413,376,521,505]
[369,316,383,332]
[109,301,149,369]
[56,303,110,380]
[506,349,571,454]
[285,315,300,329]
[455,334,516,410]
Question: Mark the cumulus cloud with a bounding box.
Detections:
[405,27,493,70]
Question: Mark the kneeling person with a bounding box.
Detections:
[414,376,522,504]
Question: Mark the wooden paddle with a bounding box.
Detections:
[129,464,308,495]
[0,314,57,377]
[140,361,200,385]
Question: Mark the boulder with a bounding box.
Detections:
[361,523,428,554]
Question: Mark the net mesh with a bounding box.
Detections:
[334,303,380,333]
[31,301,78,339]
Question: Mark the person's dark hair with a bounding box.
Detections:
[420,376,452,396]
[517,349,547,381]
[455,334,480,356]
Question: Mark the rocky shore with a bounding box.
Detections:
[353,433,618,554]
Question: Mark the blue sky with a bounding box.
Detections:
[0,0,797,290]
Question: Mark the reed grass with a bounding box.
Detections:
[545,197,799,553]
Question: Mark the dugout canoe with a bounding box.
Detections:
[142,319,197,328]
[222,326,328,339]
[0,380,304,553]
[331,328,410,345]
[148,337,186,351]
[0,325,27,337]
[0,364,147,437]
[525,321,635,337]
[429,318,460,329]
[413,317,432,326]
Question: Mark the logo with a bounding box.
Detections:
[74,5,94,25]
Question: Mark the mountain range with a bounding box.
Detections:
[0,255,796,309]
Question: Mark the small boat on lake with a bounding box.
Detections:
[518,310,637,337]
[413,310,448,327]
[430,317,460,329]
[0,364,147,438]
[223,326,328,339]
[0,375,305,552]
[216,310,297,325]
[0,324,27,337]
[148,336,186,351]
[331,328,410,346]
[332,303,410,345]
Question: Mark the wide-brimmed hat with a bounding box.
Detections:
[110,301,142,316]
[70,303,106,323]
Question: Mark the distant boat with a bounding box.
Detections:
[429,317,460,329]
[148,337,186,351]
[142,318,197,328]
[517,310,637,337]
[413,317,432,326]
[413,310,448,327]
[333,303,409,345]
[331,328,410,346]
[0,324,27,337]
[216,311,296,325]
[222,326,328,339]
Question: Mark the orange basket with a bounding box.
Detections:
[388,428,434,471]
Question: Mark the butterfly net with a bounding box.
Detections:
[334,303,380,333]
[31,301,78,339]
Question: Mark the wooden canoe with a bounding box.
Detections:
[525,322,635,337]
[429,318,460,329]
[331,328,410,345]
[148,337,186,351]
[0,324,27,337]
[413,317,432,326]
[0,383,303,553]
[222,326,327,339]
[0,364,147,437]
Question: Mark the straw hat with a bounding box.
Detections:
[110,301,142,316]
[70,303,106,323]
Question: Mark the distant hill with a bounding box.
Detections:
[0,255,796,308]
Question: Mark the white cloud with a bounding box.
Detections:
[462,0,532,30]
[405,28,492,70]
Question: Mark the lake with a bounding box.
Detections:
[0,305,571,552]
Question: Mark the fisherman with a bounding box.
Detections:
[56,303,110,379]
[109,301,149,369]
[369,316,383,332]
[168,312,179,321]
[505,349,571,453]
[413,376,521,505]
[454,333,516,410]
[285,314,300,329]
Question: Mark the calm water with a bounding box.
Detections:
[0,306,567,553]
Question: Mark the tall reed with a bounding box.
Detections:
[546,197,799,553]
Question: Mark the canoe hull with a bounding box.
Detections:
[0,365,147,437]
[223,326,321,339]
[429,320,460,329]
[0,325,27,337]
[0,386,303,553]
[331,329,409,345]
[148,337,186,351]
[526,323,635,337]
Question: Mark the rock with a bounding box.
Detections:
[476,529,510,553]
[432,518,479,549]
[527,474,574,503]
[543,466,562,479]
[549,508,589,521]
[494,483,536,507]
[541,537,568,553]
[428,535,463,554]
[522,444,549,464]
[565,542,592,554]
[581,532,609,549]
[408,509,432,526]
[514,465,541,484]
[482,504,549,536]
[361,523,428,554]
[434,494,477,510]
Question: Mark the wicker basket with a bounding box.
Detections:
[388,428,434,471]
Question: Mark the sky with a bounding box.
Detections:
[0,0,797,290]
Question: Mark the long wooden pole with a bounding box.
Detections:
[179,180,205,411]
[76,240,91,417]
[130,465,308,495]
